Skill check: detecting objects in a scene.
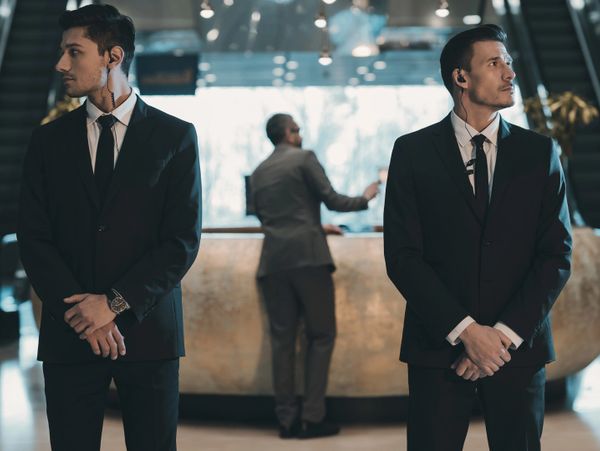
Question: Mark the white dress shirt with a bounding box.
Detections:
[445,111,524,350]
[86,91,137,172]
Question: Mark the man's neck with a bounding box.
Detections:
[452,104,498,133]
[88,81,132,114]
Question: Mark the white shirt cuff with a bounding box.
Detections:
[446,316,475,346]
[494,322,524,349]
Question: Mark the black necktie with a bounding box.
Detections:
[472,134,489,219]
[95,114,117,205]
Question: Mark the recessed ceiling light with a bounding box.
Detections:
[364,73,376,82]
[463,14,481,25]
[206,28,220,41]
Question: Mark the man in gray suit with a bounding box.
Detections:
[251,113,379,439]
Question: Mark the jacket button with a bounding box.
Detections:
[483,240,492,246]
[97,225,108,232]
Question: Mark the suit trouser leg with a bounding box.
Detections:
[407,365,476,451]
[259,272,300,428]
[43,361,112,451]
[113,359,180,451]
[478,366,545,451]
[291,266,336,423]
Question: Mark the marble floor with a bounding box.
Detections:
[1,302,600,451]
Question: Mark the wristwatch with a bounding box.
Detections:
[106,288,130,315]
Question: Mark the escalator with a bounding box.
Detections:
[519,0,600,227]
[0,0,67,236]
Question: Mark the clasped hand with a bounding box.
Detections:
[456,323,512,378]
[64,293,125,358]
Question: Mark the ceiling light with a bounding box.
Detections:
[318,50,333,66]
[205,73,217,83]
[272,67,285,77]
[199,62,211,71]
[352,44,379,57]
[286,60,299,70]
[314,12,327,28]
[323,0,336,4]
[373,60,387,70]
[356,66,369,75]
[251,11,261,22]
[206,28,220,41]
[349,77,360,86]
[364,73,376,82]
[272,79,284,87]
[273,55,286,64]
[284,72,297,81]
[463,14,481,25]
[200,1,215,19]
[435,0,449,18]
[224,0,234,5]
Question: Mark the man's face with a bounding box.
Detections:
[55,27,108,98]
[283,119,302,148]
[464,40,516,112]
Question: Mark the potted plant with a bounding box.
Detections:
[524,91,598,225]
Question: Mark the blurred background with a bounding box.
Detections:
[1,0,600,450]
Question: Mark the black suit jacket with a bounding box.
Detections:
[17,97,202,363]
[383,114,572,368]
[251,144,368,277]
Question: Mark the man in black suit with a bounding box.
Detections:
[251,114,379,439]
[384,25,572,451]
[17,5,201,450]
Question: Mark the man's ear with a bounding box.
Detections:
[107,46,125,69]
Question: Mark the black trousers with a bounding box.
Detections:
[407,364,546,451]
[258,265,336,428]
[43,358,179,451]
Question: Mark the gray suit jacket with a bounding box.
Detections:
[251,144,368,277]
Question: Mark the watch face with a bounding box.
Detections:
[111,297,127,314]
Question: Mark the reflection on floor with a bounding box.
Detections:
[1,301,600,451]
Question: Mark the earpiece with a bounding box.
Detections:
[456,67,466,84]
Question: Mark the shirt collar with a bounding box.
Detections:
[86,90,137,126]
[450,110,500,148]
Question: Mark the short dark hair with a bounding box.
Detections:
[266,113,293,145]
[59,4,135,76]
[439,24,508,93]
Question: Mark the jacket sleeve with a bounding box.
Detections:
[17,128,83,323]
[302,150,368,212]
[383,137,469,344]
[497,141,572,346]
[112,124,202,323]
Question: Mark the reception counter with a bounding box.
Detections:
[179,227,600,397]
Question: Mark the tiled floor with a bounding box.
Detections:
[1,301,600,451]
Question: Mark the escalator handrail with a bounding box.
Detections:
[566,0,600,106]
[0,0,17,74]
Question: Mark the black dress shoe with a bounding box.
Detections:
[297,420,341,439]
[278,420,300,439]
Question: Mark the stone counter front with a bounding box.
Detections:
[179,228,600,396]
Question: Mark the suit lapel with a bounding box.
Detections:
[70,105,100,210]
[488,117,515,217]
[101,98,153,214]
[432,114,484,225]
